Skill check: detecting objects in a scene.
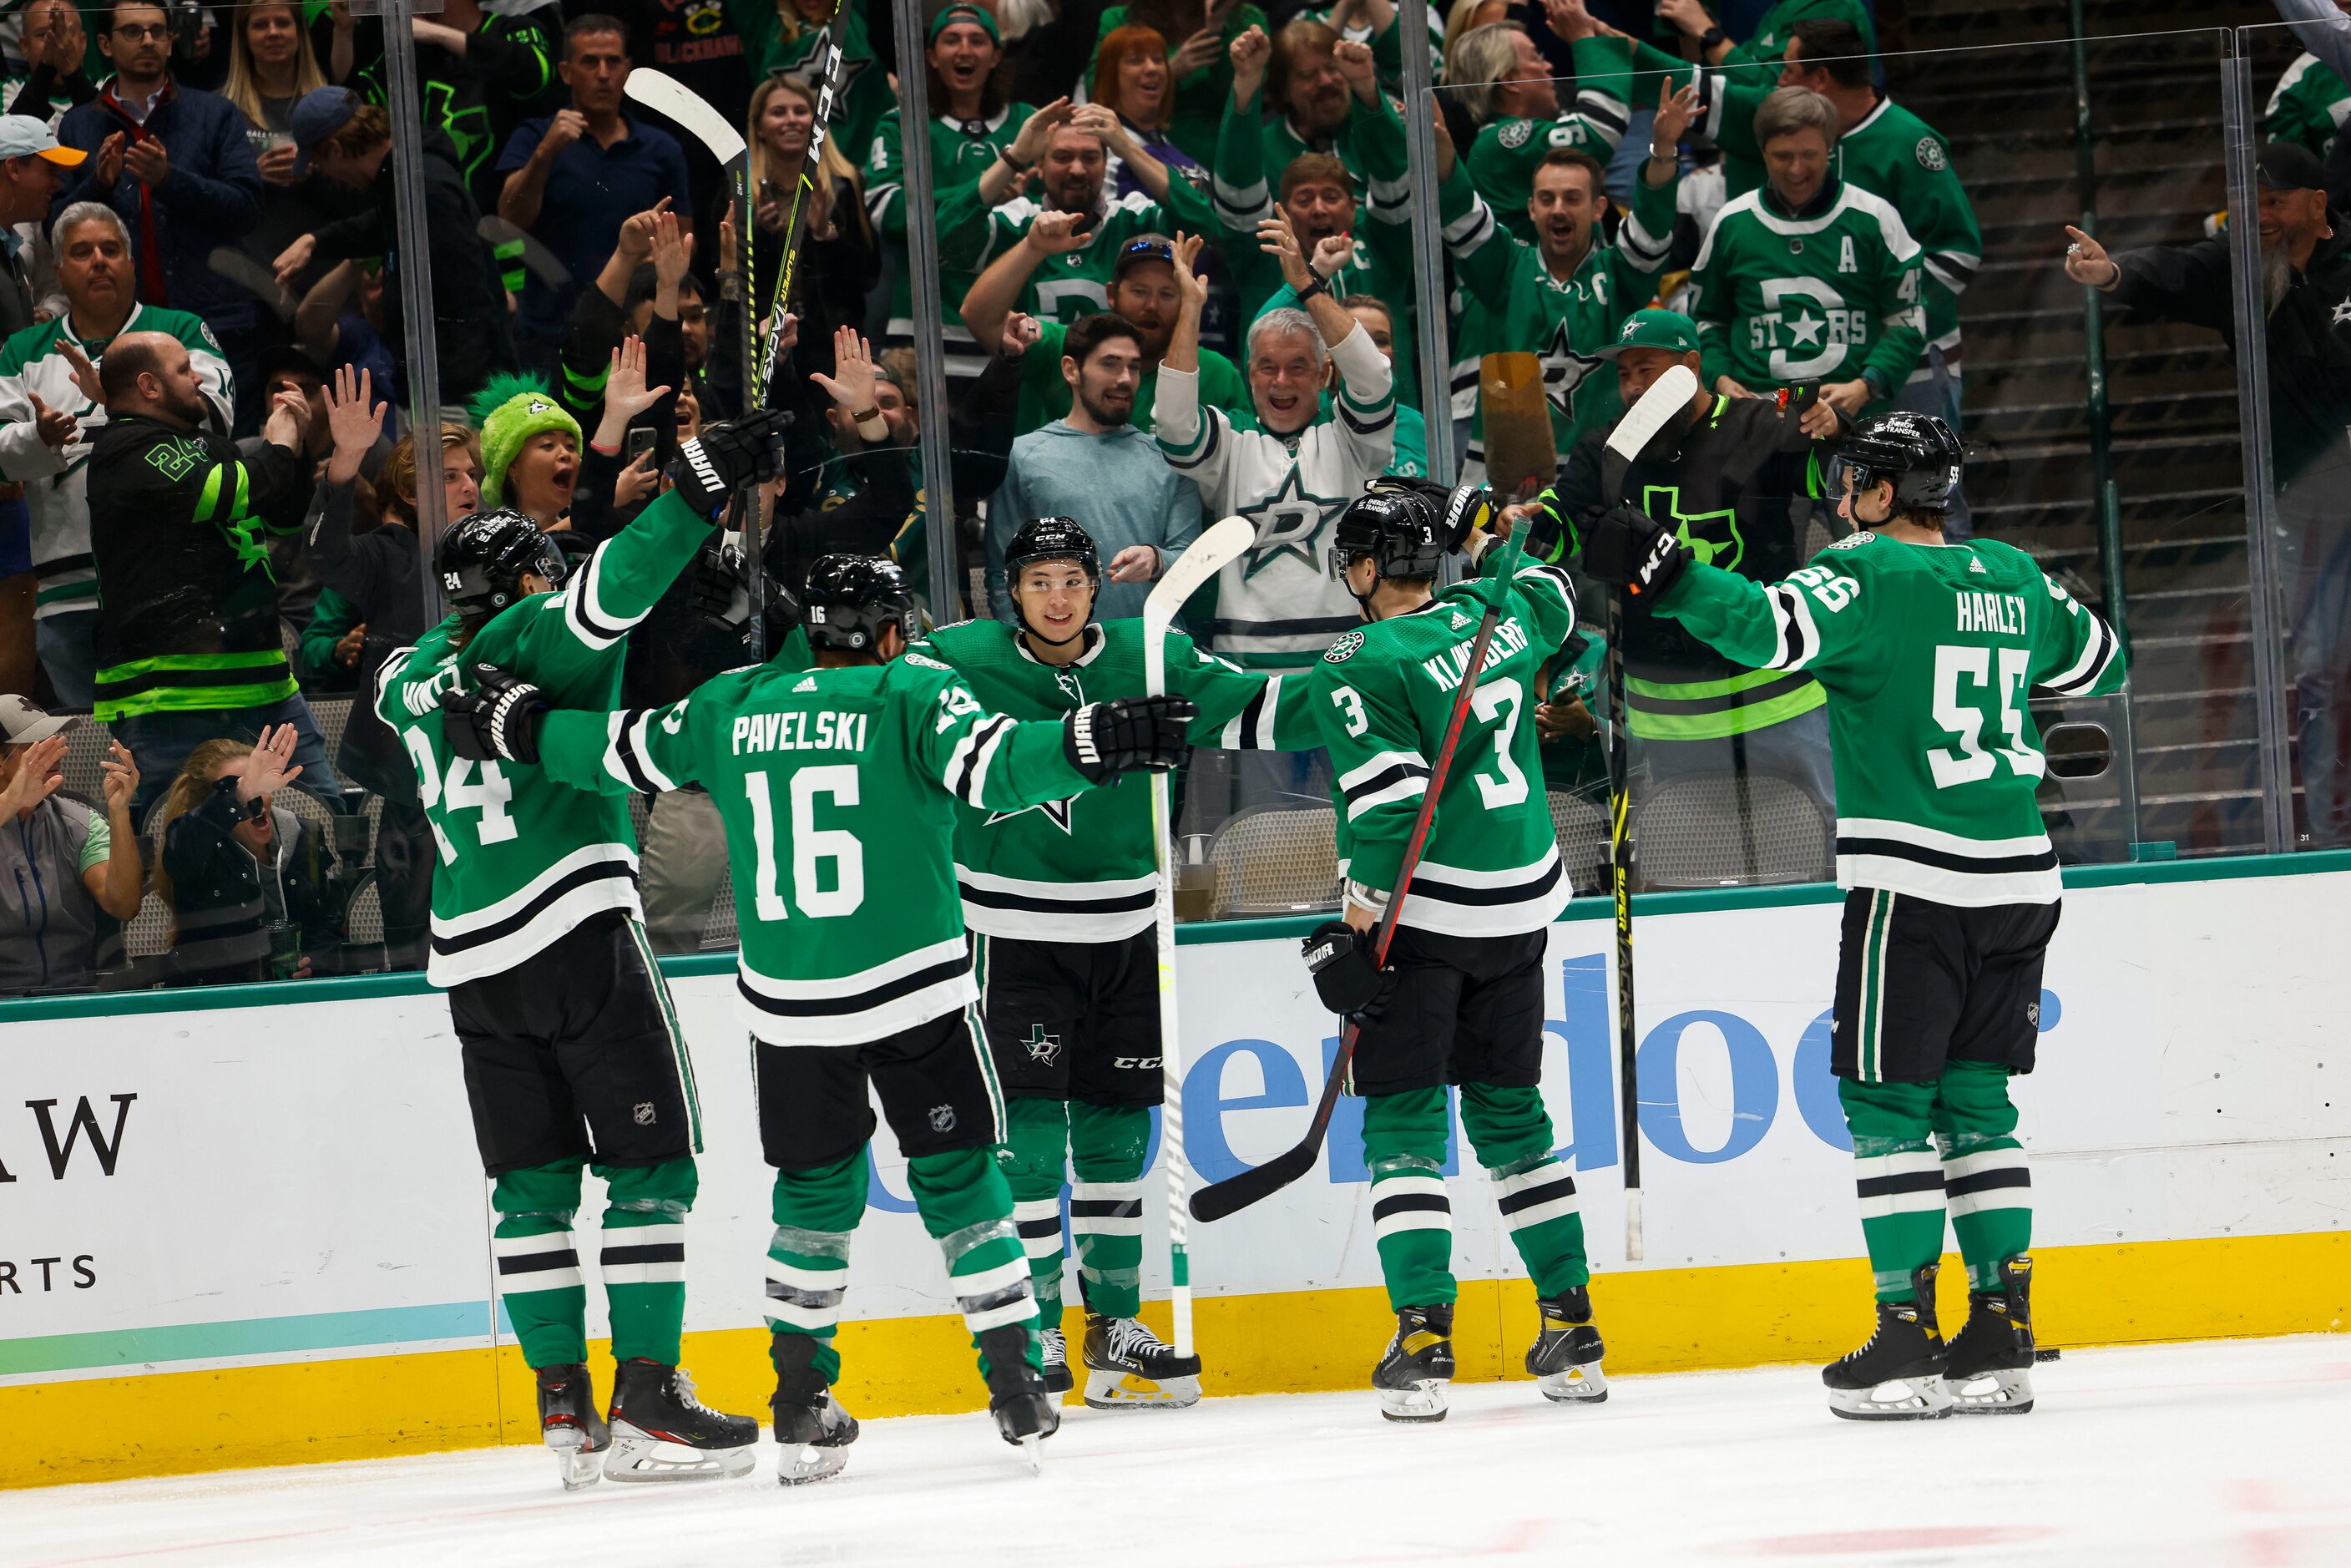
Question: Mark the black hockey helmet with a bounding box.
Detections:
[1004,515,1100,580]
[1330,485,1447,585]
[1841,411,1964,512]
[437,508,567,619]
[804,553,921,653]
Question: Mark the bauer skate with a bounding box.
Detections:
[771,1331,858,1485]
[1941,1256,2036,1414]
[1040,1325,1074,1395]
[1372,1304,1455,1424]
[534,1363,610,1490]
[1526,1287,1607,1404]
[1082,1312,1203,1409]
[1823,1265,1955,1421]
[979,1323,1059,1474]
[604,1359,760,1481]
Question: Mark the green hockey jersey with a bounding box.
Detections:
[1311,556,1580,937]
[864,103,1039,380]
[372,488,712,987]
[1463,34,1633,245]
[2268,52,2351,159]
[918,616,1318,941]
[532,650,1100,1046]
[731,0,892,180]
[1656,532,2126,906]
[1446,159,1676,470]
[938,183,1221,327]
[1689,178,1926,402]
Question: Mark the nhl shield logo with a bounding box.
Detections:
[928,1104,958,1133]
[633,1101,657,1125]
[2025,1000,2040,1027]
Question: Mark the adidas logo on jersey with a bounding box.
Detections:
[1969,556,1988,574]
[795,676,817,691]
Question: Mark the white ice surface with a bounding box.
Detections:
[15,1335,2350,1568]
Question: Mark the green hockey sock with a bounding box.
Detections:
[1363,1088,1456,1313]
[998,1096,1070,1316]
[909,1146,1040,1380]
[766,1149,868,1388]
[595,1158,695,1366]
[1839,1076,1945,1302]
[1934,1060,2030,1292]
[1460,1083,1588,1297]
[491,1160,589,1369]
[1069,1101,1149,1320]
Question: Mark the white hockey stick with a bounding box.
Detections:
[1141,516,1256,1360]
[1597,359,1699,1263]
[622,68,746,164]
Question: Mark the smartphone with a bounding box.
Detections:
[624,427,658,465]
[759,177,782,204]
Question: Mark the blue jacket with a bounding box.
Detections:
[54,78,265,334]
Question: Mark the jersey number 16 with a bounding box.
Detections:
[746,766,865,921]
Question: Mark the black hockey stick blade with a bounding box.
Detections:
[1190,1137,1320,1224]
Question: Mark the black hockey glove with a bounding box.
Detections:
[667,408,791,517]
[438,665,549,765]
[1580,504,1689,599]
[1062,694,1199,783]
[1302,919,1385,1017]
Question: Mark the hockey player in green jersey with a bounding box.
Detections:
[1582,412,2126,1421]
[442,552,1199,1475]
[1446,81,1696,474]
[1688,86,1926,419]
[372,410,789,1488]
[918,516,1320,1407]
[1305,486,1606,1424]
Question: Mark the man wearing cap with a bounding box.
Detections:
[865,4,1042,386]
[0,698,142,994]
[0,117,85,703]
[1514,306,1850,817]
[270,89,513,406]
[0,200,231,710]
[53,1,264,422]
[2065,140,2351,846]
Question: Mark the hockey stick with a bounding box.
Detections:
[1595,361,1700,1262]
[1190,520,1530,1226]
[1142,516,1256,1358]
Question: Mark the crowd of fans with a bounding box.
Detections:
[0,0,2328,996]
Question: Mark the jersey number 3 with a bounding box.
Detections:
[746,766,865,920]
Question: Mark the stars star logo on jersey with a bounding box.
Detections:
[2332,297,2351,327]
[1020,1024,1063,1065]
[985,795,1078,832]
[1784,308,1828,349]
[1241,468,1347,579]
[1539,318,1605,418]
[1915,136,1948,171]
[1497,118,1532,149]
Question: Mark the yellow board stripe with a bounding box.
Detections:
[3,1229,2343,1490]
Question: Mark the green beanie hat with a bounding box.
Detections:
[470,373,583,508]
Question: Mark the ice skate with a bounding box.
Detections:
[1081,1312,1204,1409]
[1823,1265,1955,1421]
[1039,1325,1074,1395]
[979,1323,1059,1474]
[603,1359,760,1481]
[1372,1305,1455,1424]
[534,1363,609,1490]
[771,1333,858,1485]
[1941,1256,2036,1414]
[1526,1287,1607,1404]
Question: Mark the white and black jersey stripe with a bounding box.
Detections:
[599,1218,686,1286]
[494,1230,584,1293]
[427,842,643,986]
[1835,817,2062,908]
[1338,749,1431,822]
[1942,1148,2030,1217]
[1443,191,1496,257]
[602,706,680,795]
[1217,680,1285,750]
[1573,92,1631,146]
[1762,583,1825,671]
[559,543,637,651]
[1924,245,1979,298]
[1392,846,1570,938]
[958,866,1160,942]
[2039,599,2120,698]
[735,935,975,1046]
[1370,1173,1450,1241]
[1853,1149,1944,1220]
[942,715,1015,808]
[1211,163,1272,230]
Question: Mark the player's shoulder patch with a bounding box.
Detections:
[1824,530,1877,551]
[1914,136,1948,172]
[1496,118,1532,149]
[902,650,951,671]
[199,321,222,352]
[1323,629,1366,663]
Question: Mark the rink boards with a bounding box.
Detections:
[2,854,2346,1488]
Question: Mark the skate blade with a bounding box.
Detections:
[1827,1377,1955,1421]
[1943,1366,2035,1414]
[545,1429,604,1491]
[1537,1363,1609,1404]
[777,1443,852,1486]
[1017,1434,1045,1477]
[1377,1379,1449,1424]
[1082,1369,1201,1410]
[603,1430,759,1482]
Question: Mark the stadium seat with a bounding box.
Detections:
[1207,805,1342,918]
[1636,772,1832,888]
